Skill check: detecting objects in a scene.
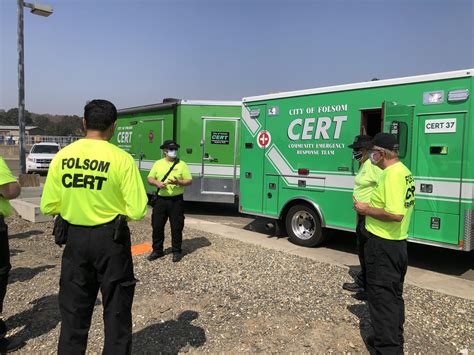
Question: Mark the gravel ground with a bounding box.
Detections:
[2,212,473,354]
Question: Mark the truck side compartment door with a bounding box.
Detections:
[240,104,266,214]
[412,113,465,246]
[264,175,279,216]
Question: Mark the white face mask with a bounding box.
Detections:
[369,151,381,165]
[166,149,177,158]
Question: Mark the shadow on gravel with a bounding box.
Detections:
[9,230,44,239]
[133,310,206,353]
[10,248,24,257]
[5,294,60,344]
[320,229,474,278]
[9,265,56,284]
[347,303,373,353]
[164,237,211,256]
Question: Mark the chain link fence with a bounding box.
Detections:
[0,135,82,146]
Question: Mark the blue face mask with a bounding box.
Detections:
[166,150,177,158]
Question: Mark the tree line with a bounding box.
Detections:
[0,108,83,136]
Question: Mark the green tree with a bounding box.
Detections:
[32,115,50,128]
[0,108,32,125]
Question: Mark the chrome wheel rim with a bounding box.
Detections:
[291,211,315,240]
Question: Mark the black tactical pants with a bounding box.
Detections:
[58,222,136,355]
[363,227,408,355]
[151,194,184,254]
[355,215,367,288]
[0,216,11,314]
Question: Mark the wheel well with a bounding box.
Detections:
[280,199,323,226]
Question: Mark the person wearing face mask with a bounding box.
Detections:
[343,135,381,299]
[147,140,192,262]
[354,133,415,354]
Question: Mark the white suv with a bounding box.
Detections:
[26,142,61,174]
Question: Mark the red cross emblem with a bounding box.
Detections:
[148,130,154,143]
[257,130,271,149]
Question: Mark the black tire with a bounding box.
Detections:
[285,204,325,247]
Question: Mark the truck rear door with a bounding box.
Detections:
[201,117,239,197]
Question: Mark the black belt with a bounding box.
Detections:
[68,216,118,229]
[365,229,407,243]
[156,194,183,201]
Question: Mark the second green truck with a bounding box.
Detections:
[110,98,241,203]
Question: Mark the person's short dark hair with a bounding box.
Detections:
[84,99,117,131]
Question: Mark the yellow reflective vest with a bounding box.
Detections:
[41,139,148,226]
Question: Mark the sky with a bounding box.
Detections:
[0,0,473,116]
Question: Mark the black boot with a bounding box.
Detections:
[0,319,7,339]
[0,337,24,353]
[172,252,183,263]
[342,282,364,293]
[147,250,165,261]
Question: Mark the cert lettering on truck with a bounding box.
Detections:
[424,118,456,133]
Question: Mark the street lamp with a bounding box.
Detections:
[17,1,53,175]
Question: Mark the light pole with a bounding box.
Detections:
[17,0,53,174]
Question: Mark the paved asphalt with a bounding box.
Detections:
[184,201,474,282]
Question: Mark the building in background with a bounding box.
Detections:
[0,125,45,145]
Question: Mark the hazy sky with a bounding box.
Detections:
[1,0,473,115]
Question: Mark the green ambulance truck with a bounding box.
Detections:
[110,99,241,203]
[240,69,474,251]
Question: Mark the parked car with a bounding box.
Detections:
[26,142,61,174]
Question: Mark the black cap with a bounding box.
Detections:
[160,140,180,150]
[368,133,399,151]
[348,135,372,149]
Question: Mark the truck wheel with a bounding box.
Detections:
[285,204,325,247]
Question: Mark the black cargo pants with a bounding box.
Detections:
[0,216,11,314]
[355,214,367,288]
[151,194,185,254]
[363,227,408,355]
[58,222,136,355]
